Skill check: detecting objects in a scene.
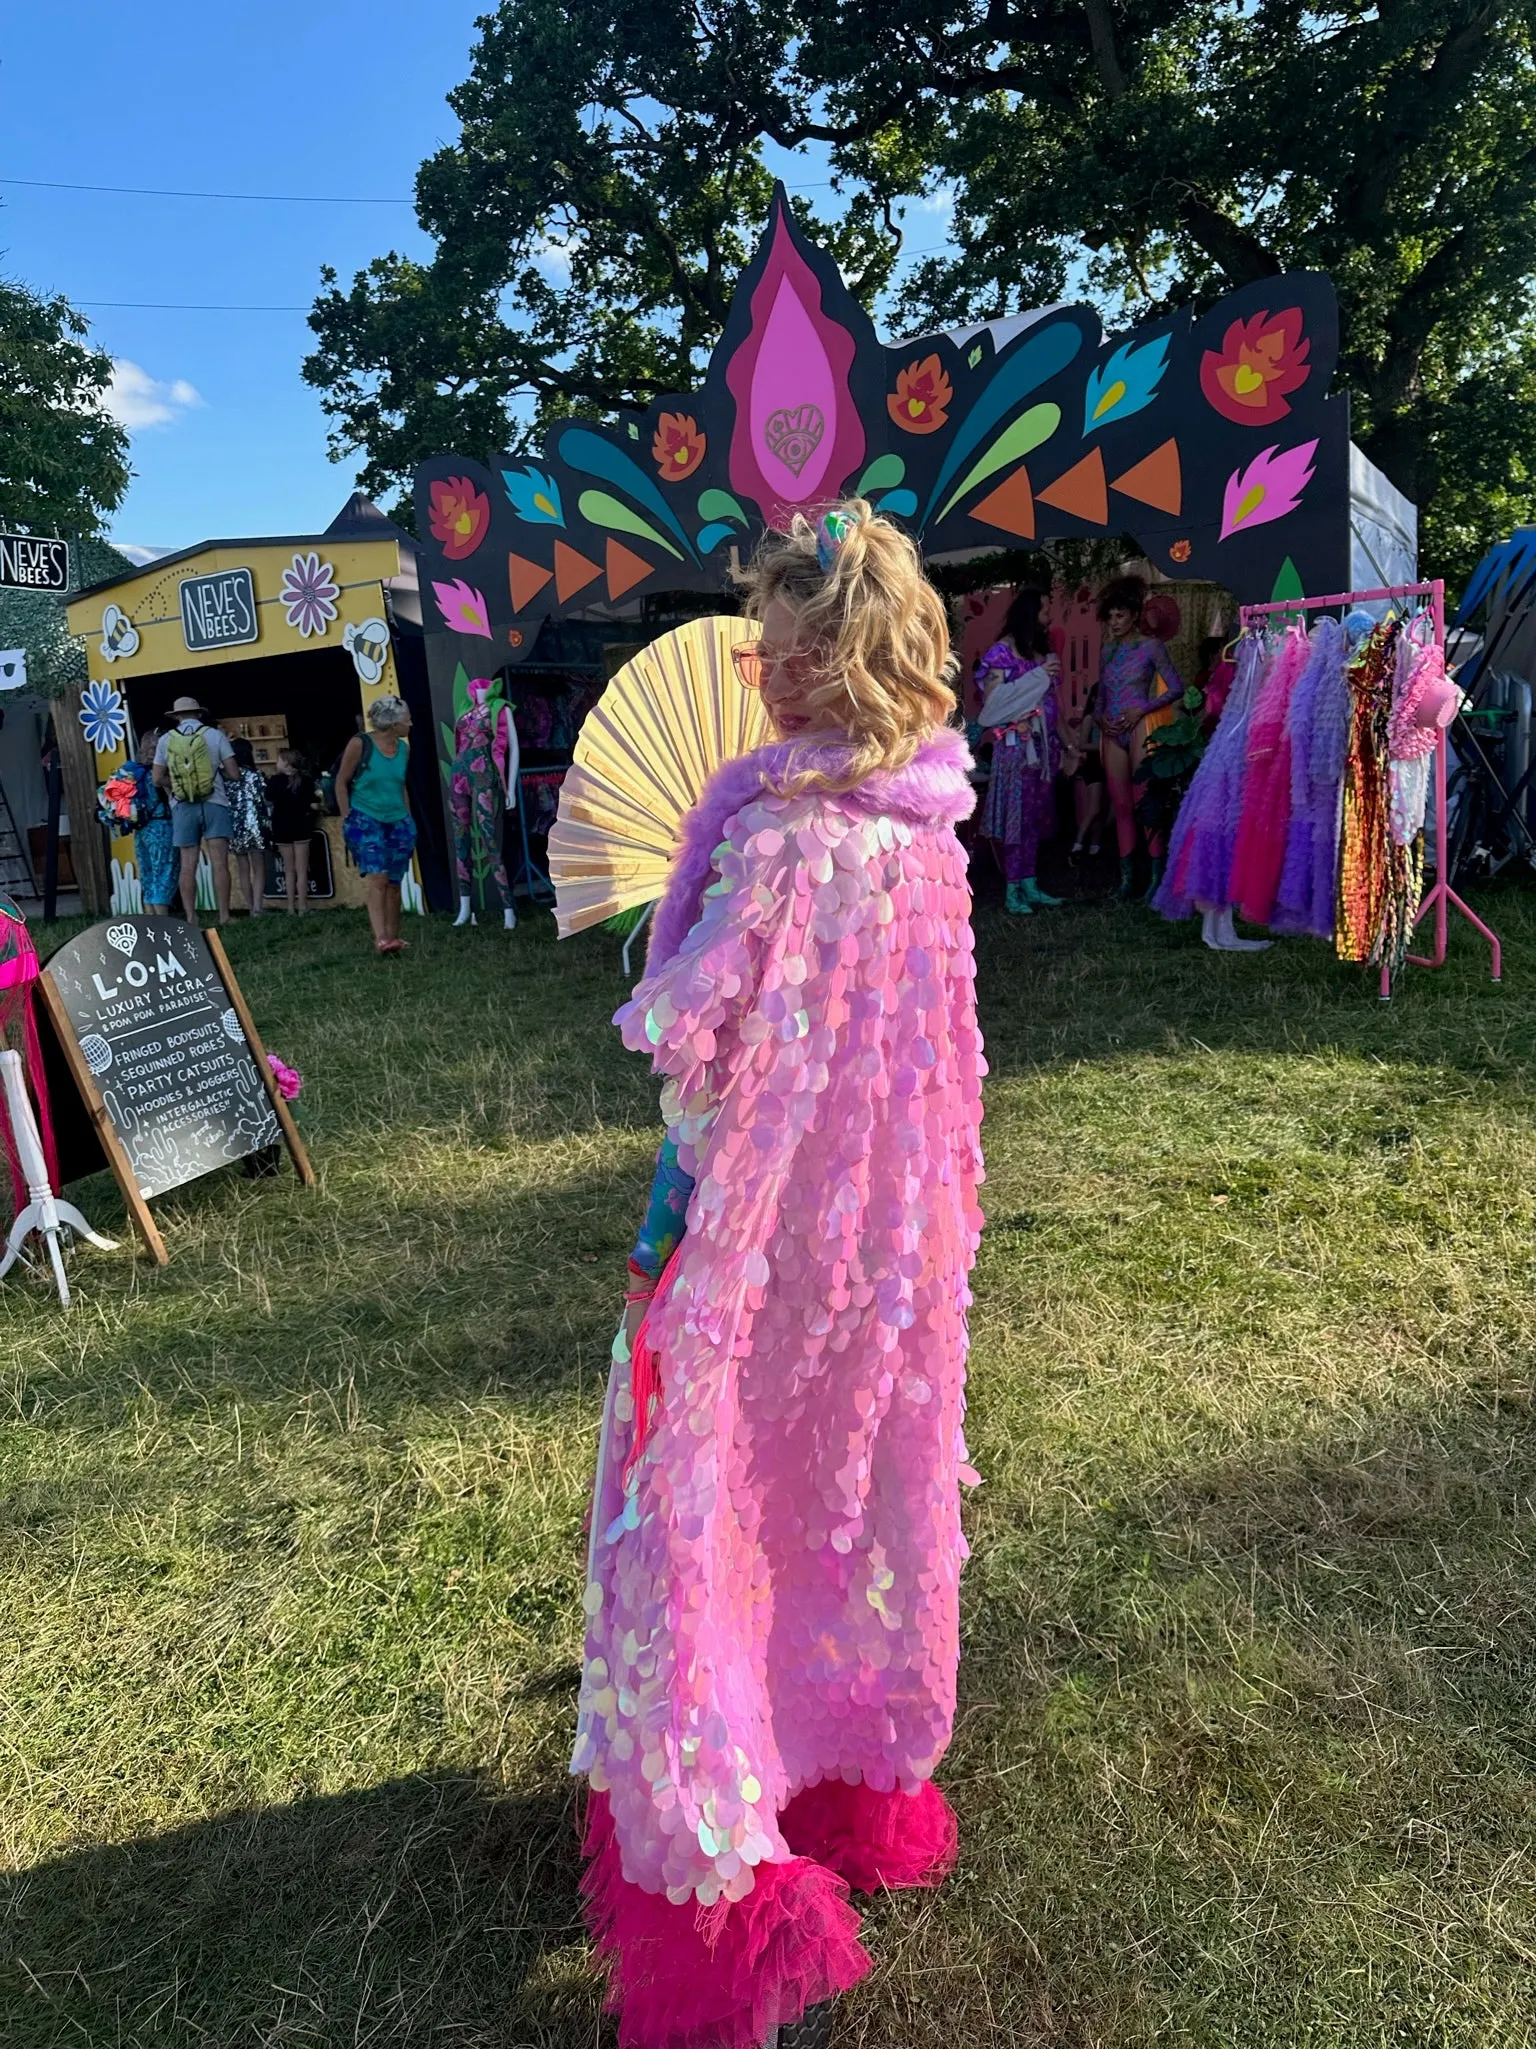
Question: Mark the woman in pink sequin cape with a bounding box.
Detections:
[571,695,986,2044]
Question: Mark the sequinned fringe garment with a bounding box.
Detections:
[571,727,985,2049]
[1336,622,1400,964]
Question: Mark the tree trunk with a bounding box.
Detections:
[53,701,111,915]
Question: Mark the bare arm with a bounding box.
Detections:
[334,736,363,818]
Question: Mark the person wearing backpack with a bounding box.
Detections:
[335,694,416,955]
[152,695,238,925]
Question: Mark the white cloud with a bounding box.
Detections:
[112,543,176,567]
[919,184,957,215]
[101,360,205,430]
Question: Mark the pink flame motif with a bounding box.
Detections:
[431,577,492,638]
[726,203,865,528]
[1220,438,1319,541]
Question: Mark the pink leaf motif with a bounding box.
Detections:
[1220,439,1318,541]
[431,577,492,638]
[763,404,826,477]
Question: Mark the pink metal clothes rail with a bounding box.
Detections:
[1238,579,1501,1000]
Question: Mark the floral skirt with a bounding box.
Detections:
[135,819,176,907]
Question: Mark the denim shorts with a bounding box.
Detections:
[343,808,416,883]
[171,798,233,848]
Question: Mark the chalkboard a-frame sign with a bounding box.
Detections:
[37,918,313,1263]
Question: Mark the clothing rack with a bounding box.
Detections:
[1238,579,1501,1000]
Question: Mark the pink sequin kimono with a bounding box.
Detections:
[572,727,986,2049]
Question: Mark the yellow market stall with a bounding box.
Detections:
[64,516,438,915]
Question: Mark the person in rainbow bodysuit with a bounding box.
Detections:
[572,501,985,2049]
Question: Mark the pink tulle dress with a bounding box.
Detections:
[572,727,986,2049]
[1227,626,1311,927]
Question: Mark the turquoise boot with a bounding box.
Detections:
[1141,858,1165,903]
[1004,881,1034,915]
[1114,856,1137,901]
[1020,876,1063,907]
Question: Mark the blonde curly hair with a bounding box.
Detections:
[739,499,957,793]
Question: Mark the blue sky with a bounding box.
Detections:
[0,3,955,557]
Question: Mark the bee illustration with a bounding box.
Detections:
[343,617,390,684]
[99,605,140,662]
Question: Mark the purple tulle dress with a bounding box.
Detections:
[1271,617,1349,939]
[1155,635,1267,921]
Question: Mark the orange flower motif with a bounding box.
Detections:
[887,355,953,435]
[1169,540,1192,563]
[653,412,706,481]
[427,475,490,561]
[1199,309,1311,425]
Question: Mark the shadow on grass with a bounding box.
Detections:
[931,1386,1536,2044]
[0,1772,602,2049]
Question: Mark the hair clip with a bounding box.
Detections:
[816,508,859,573]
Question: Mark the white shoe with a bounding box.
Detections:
[453,895,473,928]
[1201,904,1272,952]
[504,906,517,930]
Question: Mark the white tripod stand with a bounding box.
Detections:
[0,1047,117,1306]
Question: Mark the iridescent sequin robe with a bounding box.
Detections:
[572,726,985,2047]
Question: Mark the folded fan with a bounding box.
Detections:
[548,615,770,937]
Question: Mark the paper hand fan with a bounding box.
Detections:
[549,615,771,938]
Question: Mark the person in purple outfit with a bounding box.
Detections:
[975,587,1063,915]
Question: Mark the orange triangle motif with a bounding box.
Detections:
[508,552,553,613]
[1037,446,1108,525]
[554,540,603,604]
[969,466,1036,540]
[605,538,653,601]
[1111,439,1183,516]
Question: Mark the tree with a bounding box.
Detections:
[0,277,130,538]
[785,0,1536,588]
[302,0,897,520]
[305,0,1536,585]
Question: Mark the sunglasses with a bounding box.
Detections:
[731,641,821,690]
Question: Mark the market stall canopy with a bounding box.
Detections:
[1455,527,1536,689]
[413,184,1352,672]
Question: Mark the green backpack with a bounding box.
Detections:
[166,725,216,803]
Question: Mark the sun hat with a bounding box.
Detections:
[170,694,209,717]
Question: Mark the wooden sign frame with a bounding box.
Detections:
[37,922,313,1265]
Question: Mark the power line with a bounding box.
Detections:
[78,300,313,313]
[0,174,412,205]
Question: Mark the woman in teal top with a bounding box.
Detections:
[337,694,416,955]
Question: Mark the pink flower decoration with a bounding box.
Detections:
[431,577,493,638]
[267,1053,303,1101]
[1220,439,1318,541]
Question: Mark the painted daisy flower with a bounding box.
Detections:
[79,677,128,754]
[281,552,340,637]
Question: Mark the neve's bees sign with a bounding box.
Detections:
[179,566,258,652]
[0,532,69,592]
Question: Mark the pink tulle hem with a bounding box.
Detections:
[581,1792,872,2049]
[780,1776,959,1894]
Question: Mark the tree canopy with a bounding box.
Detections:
[0,277,130,539]
[304,0,1536,585]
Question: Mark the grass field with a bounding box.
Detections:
[3,883,1536,2048]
